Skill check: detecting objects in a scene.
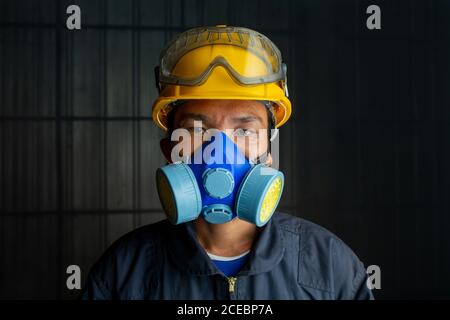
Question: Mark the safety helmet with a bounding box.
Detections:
[151,25,292,131]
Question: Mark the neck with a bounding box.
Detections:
[194,217,258,257]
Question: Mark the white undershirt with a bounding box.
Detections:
[206,250,250,261]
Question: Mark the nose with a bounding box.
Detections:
[192,130,249,166]
[202,127,235,142]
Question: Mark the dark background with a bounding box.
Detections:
[1,0,449,299]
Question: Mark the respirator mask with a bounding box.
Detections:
[156,131,284,226]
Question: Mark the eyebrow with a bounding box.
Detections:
[231,115,264,124]
[177,113,211,125]
[176,112,264,127]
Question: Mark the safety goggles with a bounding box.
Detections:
[156,25,287,87]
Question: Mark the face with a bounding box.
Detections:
[161,99,272,165]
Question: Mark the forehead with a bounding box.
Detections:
[172,99,268,126]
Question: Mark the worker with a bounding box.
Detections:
[80,25,374,300]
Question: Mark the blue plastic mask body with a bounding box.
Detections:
[156,131,284,226]
[187,132,251,224]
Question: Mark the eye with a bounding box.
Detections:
[187,126,205,134]
[233,128,257,137]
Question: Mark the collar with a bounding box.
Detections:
[165,214,285,276]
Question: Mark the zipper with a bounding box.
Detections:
[227,276,237,294]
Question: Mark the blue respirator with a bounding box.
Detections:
[156,132,284,226]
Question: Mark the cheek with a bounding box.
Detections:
[191,134,204,155]
[234,137,269,161]
[171,134,203,159]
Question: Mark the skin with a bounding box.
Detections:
[160,99,273,257]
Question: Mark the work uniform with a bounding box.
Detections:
[80,212,374,300]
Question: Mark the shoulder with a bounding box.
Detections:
[83,219,171,297]
[273,212,373,299]
[101,218,171,260]
[274,211,352,251]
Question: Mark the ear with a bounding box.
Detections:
[160,138,173,163]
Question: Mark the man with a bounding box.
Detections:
[81,26,373,300]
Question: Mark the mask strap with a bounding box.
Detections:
[250,152,270,165]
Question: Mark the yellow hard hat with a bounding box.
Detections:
[152,25,292,131]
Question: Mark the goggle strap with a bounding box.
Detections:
[154,66,161,93]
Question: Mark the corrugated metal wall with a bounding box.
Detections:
[1,0,449,299]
